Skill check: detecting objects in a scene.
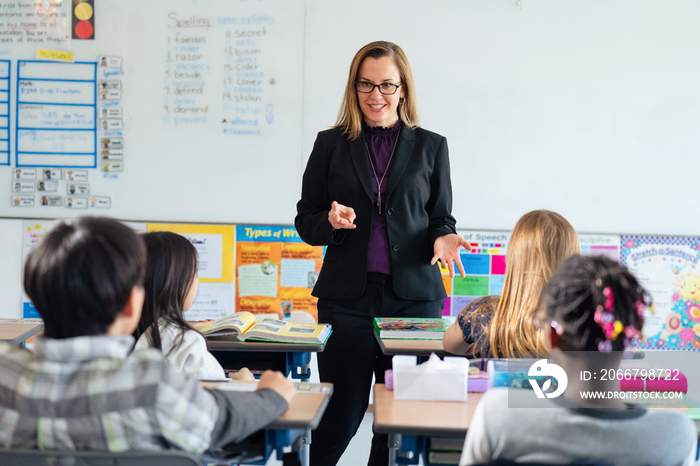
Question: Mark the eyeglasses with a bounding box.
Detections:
[355,81,401,95]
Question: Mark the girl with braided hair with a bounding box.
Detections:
[460,255,697,466]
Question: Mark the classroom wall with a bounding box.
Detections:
[2,0,700,317]
[303,0,700,236]
[0,219,23,319]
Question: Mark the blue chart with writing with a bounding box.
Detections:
[0,61,9,165]
[16,61,97,168]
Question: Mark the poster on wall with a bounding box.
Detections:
[579,234,620,261]
[21,220,56,318]
[443,232,621,318]
[236,225,323,323]
[445,230,511,316]
[621,236,700,351]
[147,223,235,321]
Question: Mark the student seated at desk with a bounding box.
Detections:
[0,217,295,456]
[443,210,579,357]
[133,231,227,380]
[460,255,697,466]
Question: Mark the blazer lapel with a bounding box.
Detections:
[386,125,415,199]
[349,135,375,202]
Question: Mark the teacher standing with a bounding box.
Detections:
[295,41,470,466]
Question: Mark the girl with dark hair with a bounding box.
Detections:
[460,255,697,466]
[133,231,226,380]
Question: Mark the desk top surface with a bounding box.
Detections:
[0,323,44,344]
[373,384,481,437]
[373,329,449,357]
[202,382,333,430]
[206,337,326,353]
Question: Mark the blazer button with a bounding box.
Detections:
[392,245,400,252]
[387,208,394,215]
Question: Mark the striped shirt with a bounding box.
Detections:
[0,335,287,456]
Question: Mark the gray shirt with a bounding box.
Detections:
[461,388,697,466]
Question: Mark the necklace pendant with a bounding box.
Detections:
[377,202,382,215]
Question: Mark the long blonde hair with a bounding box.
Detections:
[335,41,419,140]
[482,210,580,357]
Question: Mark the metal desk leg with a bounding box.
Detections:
[288,352,312,381]
[388,433,399,466]
[300,428,311,466]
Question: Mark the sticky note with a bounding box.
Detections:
[37,49,75,62]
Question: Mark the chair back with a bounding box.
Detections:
[0,448,203,466]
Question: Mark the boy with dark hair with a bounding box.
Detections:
[0,217,295,456]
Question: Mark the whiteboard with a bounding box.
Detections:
[1,0,700,236]
[302,0,700,236]
[0,0,305,224]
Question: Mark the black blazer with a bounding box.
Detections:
[295,124,457,301]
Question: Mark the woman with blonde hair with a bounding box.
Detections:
[443,210,580,358]
[296,41,470,466]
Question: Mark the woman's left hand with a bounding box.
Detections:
[431,234,472,278]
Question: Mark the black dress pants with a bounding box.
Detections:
[310,273,443,466]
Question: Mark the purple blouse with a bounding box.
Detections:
[364,120,401,275]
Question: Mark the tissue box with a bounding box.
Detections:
[392,354,468,401]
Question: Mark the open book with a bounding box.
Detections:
[192,312,331,344]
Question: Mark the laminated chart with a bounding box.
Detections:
[236,225,323,323]
[444,230,511,316]
[621,236,700,351]
[580,234,620,262]
[147,223,235,321]
[16,61,97,168]
[0,61,9,165]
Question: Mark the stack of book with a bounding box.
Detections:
[373,317,451,340]
[427,437,463,465]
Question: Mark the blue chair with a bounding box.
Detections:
[0,448,203,465]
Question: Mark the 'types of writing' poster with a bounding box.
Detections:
[236,225,323,323]
[147,223,234,321]
[445,230,510,316]
[621,236,700,351]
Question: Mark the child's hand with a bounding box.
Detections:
[257,370,296,405]
[228,367,255,382]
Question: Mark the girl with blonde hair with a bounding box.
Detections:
[443,210,580,357]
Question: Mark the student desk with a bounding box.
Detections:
[202,381,333,466]
[373,383,480,466]
[373,330,450,358]
[206,337,327,381]
[0,322,44,347]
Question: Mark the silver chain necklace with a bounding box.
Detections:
[363,130,399,215]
